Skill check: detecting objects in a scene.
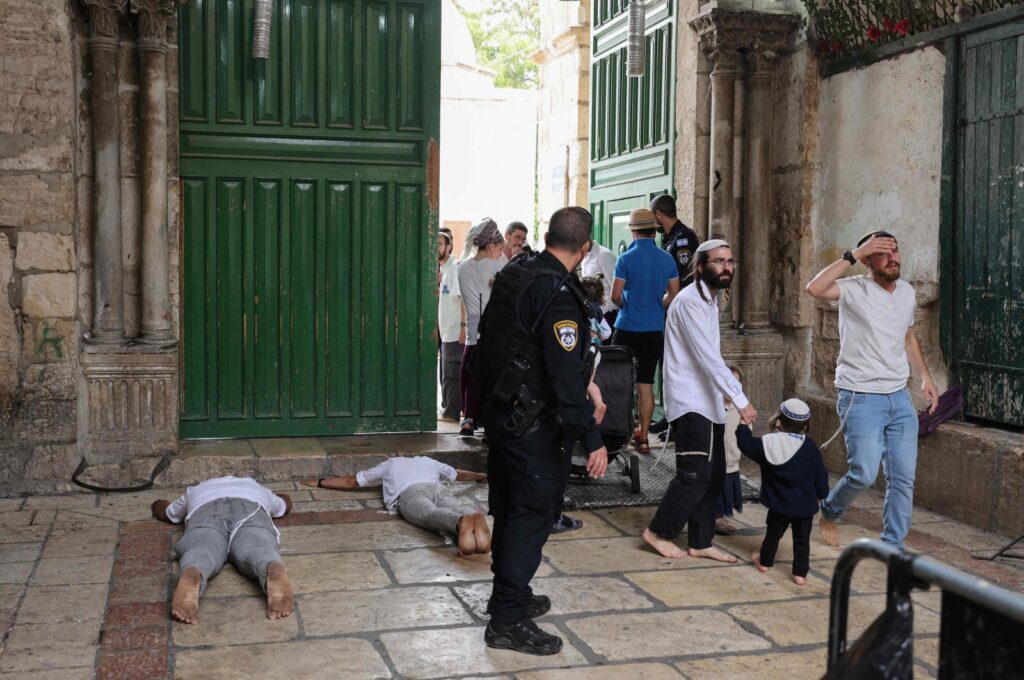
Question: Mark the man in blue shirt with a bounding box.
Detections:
[611,208,681,453]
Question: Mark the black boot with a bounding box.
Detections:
[484,618,563,655]
[486,594,551,619]
[649,417,669,433]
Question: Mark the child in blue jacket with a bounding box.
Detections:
[735,398,830,585]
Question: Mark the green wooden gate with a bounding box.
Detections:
[945,20,1024,427]
[589,0,676,255]
[178,0,440,438]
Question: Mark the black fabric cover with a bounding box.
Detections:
[822,591,914,680]
[593,345,635,447]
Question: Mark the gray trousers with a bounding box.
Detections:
[440,341,464,419]
[173,498,281,595]
[396,482,464,535]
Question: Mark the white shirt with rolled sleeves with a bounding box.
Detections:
[438,256,462,343]
[581,241,618,313]
[663,280,750,424]
[833,276,916,394]
[165,476,288,524]
[356,456,458,511]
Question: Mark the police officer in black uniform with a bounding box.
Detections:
[476,207,608,655]
[651,194,701,282]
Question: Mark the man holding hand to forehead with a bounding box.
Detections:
[806,231,938,549]
[643,239,756,562]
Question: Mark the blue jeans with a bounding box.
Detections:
[820,388,918,548]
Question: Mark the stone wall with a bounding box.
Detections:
[534,0,590,233]
[0,1,181,493]
[0,0,81,491]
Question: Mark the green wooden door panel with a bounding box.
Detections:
[179,0,440,438]
[952,23,1024,427]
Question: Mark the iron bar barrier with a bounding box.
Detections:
[828,538,1024,676]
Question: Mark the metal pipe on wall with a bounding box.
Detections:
[253,0,274,59]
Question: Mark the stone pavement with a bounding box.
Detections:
[1,460,1022,679]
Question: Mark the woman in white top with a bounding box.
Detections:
[456,219,505,436]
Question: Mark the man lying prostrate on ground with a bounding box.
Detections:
[151,476,295,624]
[304,456,491,555]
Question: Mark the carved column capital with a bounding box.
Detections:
[746,45,782,76]
[81,0,122,46]
[690,7,799,68]
[708,47,744,76]
[131,0,179,50]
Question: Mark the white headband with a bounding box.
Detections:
[696,238,730,253]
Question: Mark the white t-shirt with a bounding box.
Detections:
[834,276,916,394]
[457,256,504,345]
[581,242,618,313]
[166,476,288,524]
[438,257,462,343]
[356,456,458,510]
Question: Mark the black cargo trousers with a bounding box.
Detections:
[484,413,571,625]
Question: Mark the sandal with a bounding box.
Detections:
[634,434,651,455]
[551,514,584,533]
[459,419,475,437]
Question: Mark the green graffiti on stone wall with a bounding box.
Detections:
[36,324,64,360]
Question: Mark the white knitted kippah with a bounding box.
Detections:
[780,398,811,421]
[696,238,730,253]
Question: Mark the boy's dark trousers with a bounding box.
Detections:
[759,510,813,577]
[648,412,725,550]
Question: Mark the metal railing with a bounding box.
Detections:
[828,539,1024,678]
[804,1,1023,60]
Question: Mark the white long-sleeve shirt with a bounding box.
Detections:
[356,456,457,511]
[581,242,618,313]
[663,280,749,424]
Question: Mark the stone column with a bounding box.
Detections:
[707,47,741,244]
[82,0,125,344]
[133,0,177,345]
[741,47,778,329]
[692,52,712,240]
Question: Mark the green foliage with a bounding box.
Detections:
[454,0,540,89]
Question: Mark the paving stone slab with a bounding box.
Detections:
[0,561,33,585]
[454,576,655,618]
[308,487,385,501]
[675,649,827,679]
[31,555,114,585]
[0,541,43,564]
[180,440,255,457]
[567,609,771,661]
[172,596,298,647]
[0,498,24,512]
[625,563,830,607]
[0,511,34,526]
[286,551,392,593]
[95,648,166,680]
[279,521,445,554]
[547,512,623,541]
[0,525,50,544]
[173,637,390,680]
[727,594,941,647]
[22,494,98,511]
[256,455,330,480]
[290,499,364,513]
[713,523,880,563]
[543,537,737,575]
[592,506,657,536]
[383,547,551,584]
[0,669,93,680]
[0,585,23,610]
[200,563,264,598]
[108,575,167,606]
[910,520,1013,552]
[30,510,56,526]
[518,663,685,679]
[17,584,109,623]
[0,622,99,673]
[300,585,473,636]
[381,625,587,678]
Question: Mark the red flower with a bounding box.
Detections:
[816,38,828,52]
[895,18,910,36]
[882,17,895,32]
[866,25,881,42]
[829,40,842,53]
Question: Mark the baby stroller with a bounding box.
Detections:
[570,344,642,493]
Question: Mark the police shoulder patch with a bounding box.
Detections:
[677,250,690,265]
[553,320,579,351]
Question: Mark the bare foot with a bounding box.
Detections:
[793,575,806,586]
[457,515,478,556]
[470,512,491,554]
[750,552,769,573]
[642,528,686,558]
[172,566,202,624]
[688,546,738,563]
[266,561,294,620]
[819,516,841,547]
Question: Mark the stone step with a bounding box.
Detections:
[49,433,489,494]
